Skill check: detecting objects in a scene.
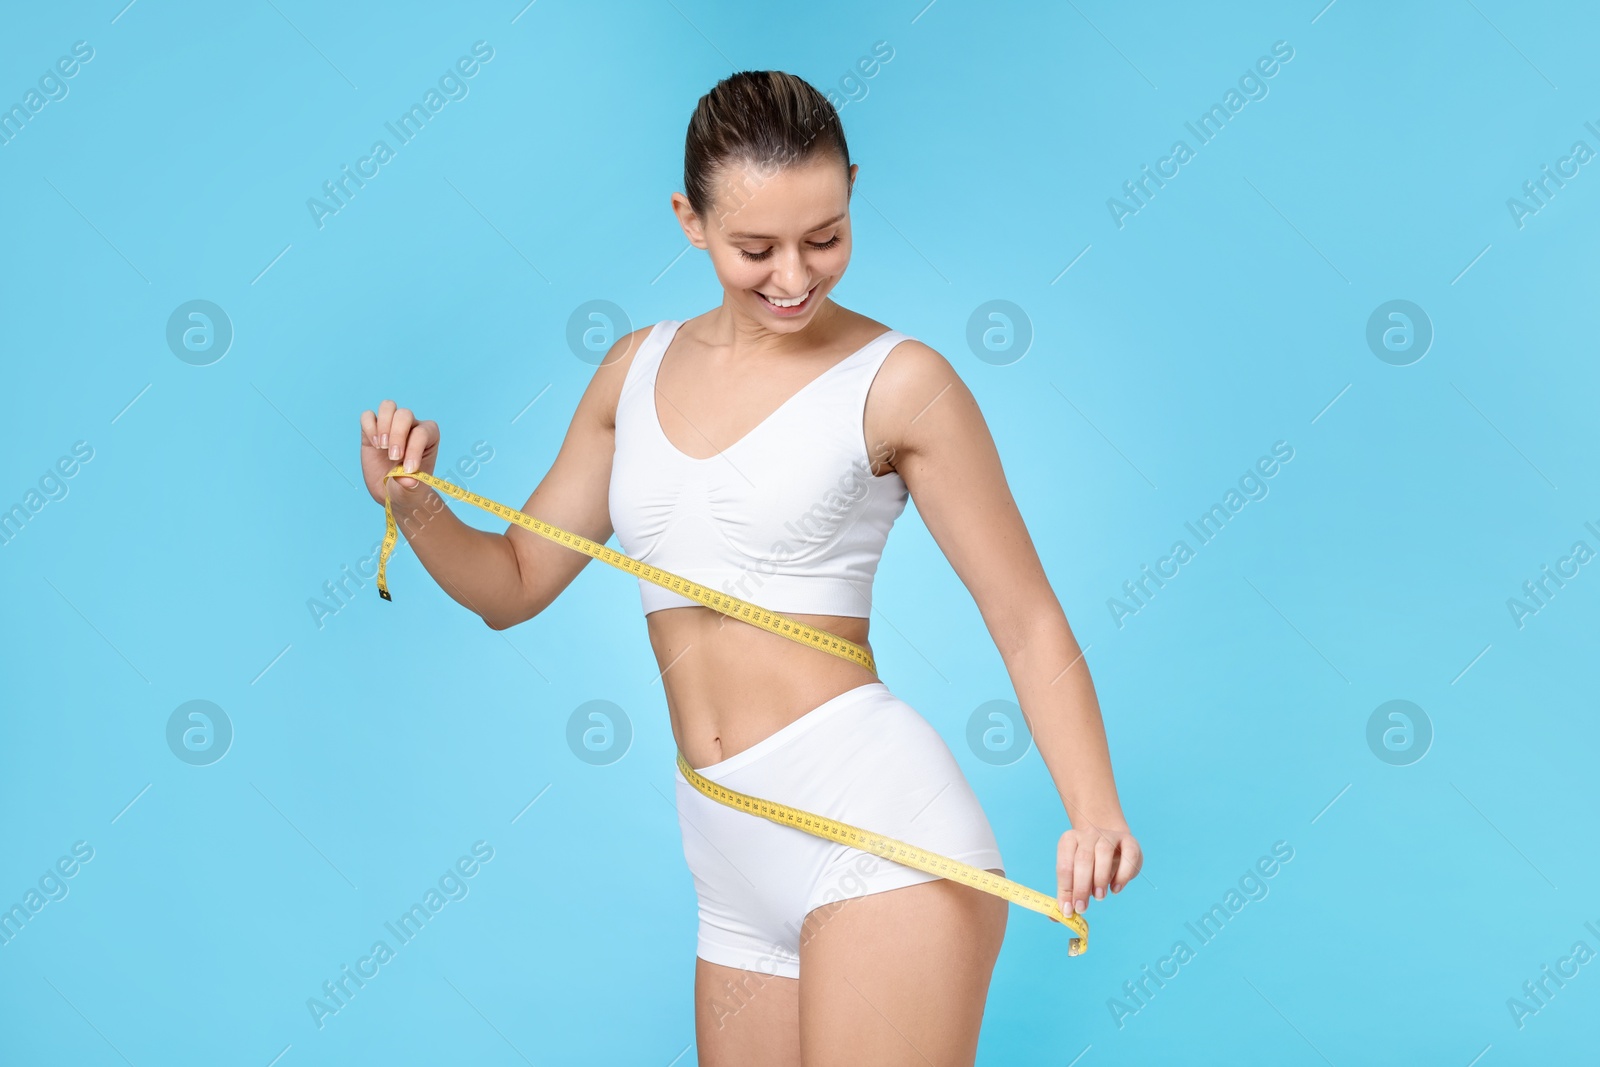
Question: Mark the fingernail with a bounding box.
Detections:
[1095,887,1105,900]
[380,433,387,448]
[1076,898,1086,912]
[389,446,399,460]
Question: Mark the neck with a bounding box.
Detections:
[710,296,843,360]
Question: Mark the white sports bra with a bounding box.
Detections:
[608,318,913,618]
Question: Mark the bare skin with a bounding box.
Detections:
[358,155,1141,1065]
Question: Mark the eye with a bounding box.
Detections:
[736,235,842,263]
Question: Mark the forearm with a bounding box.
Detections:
[1005,611,1129,831]
[386,482,526,628]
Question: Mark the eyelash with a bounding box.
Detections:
[738,235,841,262]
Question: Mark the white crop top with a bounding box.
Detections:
[608,319,913,618]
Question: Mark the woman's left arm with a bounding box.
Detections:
[873,340,1143,919]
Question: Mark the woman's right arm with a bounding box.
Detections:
[358,326,653,630]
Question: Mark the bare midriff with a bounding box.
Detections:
[650,606,877,771]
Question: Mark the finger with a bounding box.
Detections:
[361,409,379,449]
[376,399,397,450]
[1071,838,1095,914]
[387,407,415,464]
[412,420,439,467]
[400,422,433,485]
[401,423,430,470]
[1092,835,1116,900]
[1056,838,1076,916]
[1112,838,1144,893]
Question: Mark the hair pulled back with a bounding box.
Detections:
[683,70,851,219]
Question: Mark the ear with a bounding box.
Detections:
[670,191,709,249]
[847,162,859,197]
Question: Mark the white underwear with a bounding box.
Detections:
[673,681,1005,979]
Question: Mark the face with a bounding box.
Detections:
[673,155,857,332]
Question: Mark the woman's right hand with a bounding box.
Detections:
[360,399,440,507]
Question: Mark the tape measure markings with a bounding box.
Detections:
[377,466,1087,953]
[676,751,1086,954]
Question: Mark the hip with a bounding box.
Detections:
[673,680,1004,875]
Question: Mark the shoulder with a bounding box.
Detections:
[862,333,980,473]
[872,334,969,419]
[585,322,666,429]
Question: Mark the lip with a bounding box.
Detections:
[757,285,816,317]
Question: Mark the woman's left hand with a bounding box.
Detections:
[1057,824,1143,916]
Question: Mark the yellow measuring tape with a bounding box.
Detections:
[376,465,1088,955]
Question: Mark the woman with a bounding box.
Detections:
[358,70,1141,1066]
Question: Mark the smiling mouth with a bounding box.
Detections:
[758,286,815,311]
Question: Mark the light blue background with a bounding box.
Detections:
[2,1,1596,1064]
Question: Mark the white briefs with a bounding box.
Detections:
[673,681,1005,979]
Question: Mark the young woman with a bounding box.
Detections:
[359,70,1141,1066]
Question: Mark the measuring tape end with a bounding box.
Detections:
[1055,906,1089,955]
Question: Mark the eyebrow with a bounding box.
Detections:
[726,211,847,240]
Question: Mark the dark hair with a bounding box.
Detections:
[683,70,851,219]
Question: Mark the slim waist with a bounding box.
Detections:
[676,680,891,783]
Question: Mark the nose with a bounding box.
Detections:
[772,246,808,294]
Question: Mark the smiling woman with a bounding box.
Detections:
[675,97,857,337]
[359,67,1140,1067]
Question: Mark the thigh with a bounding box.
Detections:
[796,869,1008,1067]
[695,957,801,1067]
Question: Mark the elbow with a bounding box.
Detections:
[995,601,1072,660]
[487,536,540,630]
[485,587,550,630]
[484,600,536,631]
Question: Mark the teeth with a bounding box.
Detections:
[762,288,811,308]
